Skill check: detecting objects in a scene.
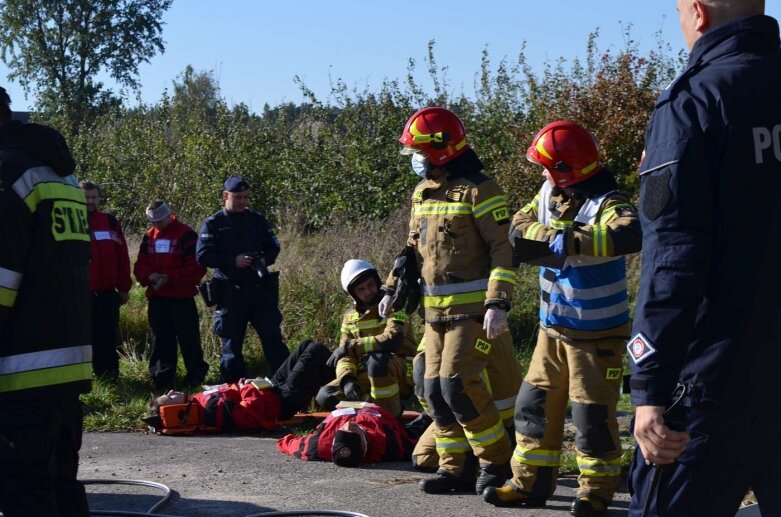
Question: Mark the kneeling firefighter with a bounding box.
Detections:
[316,260,417,417]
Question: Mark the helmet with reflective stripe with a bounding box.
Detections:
[399,107,469,166]
[340,259,380,302]
[526,121,603,187]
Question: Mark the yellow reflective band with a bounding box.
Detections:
[336,360,357,377]
[340,325,353,335]
[599,204,632,223]
[498,406,515,422]
[524,222,545,240]
[533,194,540,208]
[414,201,472,217]
[0,362,92,393]
[0,286,18,308]
[592,224,608,256]
[536,135,553,160]
[465,420,506,448]
[473,195,507,218]
[422,290,486,309]
[417,338,426,352]
[580,161,598,175]
[391,311,408,324]
[551,219,574,230]
[480,368,493,396]
[370,382,400,400]
[577,456,622,477]
[513,446,562,467]
[23,182,86,213]
[363,336,376,353]
[355,319,384,330]
[489,267,518,285]
[435,436,472,454]
[454,137,467,151]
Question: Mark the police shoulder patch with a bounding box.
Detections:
[627,332,656,365]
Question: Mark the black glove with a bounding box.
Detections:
[326,346,348,369]
[343,379,362,401]
[391,245,421,314]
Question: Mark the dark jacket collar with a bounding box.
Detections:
[689,15,780,67]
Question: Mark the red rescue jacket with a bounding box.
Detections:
[87,210,132,293]
[133,216,206,299]
[191,382,281,431]
[277,406,415,463]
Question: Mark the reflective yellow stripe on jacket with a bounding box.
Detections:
[0,345,92,393]
[421,279,488,309]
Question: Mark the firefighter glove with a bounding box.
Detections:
[549,232,566,257]
[483,307,508,340]
[379,293,394,318]
[343,379,362,401]
[327,346,349,369]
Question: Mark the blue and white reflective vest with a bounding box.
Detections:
[537,182,629,331]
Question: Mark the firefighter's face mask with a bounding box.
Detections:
[410,152,432,178]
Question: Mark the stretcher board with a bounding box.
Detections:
[278,410,421,426]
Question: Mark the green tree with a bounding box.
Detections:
[0,0,172,134]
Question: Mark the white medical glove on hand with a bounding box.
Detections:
[483,307,508,340]
[378,293,394,318]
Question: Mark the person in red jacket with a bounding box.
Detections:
[81,180,132,380]
[134,200,209,390]
[277,405,416,466]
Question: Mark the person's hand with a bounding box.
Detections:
[235,254,254,268]
[326,346,348,369]
[343,379,362,401]
[548,232,566,257]
[153,273,169,290]
[633,405,690,465]
[483,307,508,340]
[118,291,130,305]
[378,293,393,318]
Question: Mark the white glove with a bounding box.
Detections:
[378,293,394,318]
[483,307,508,340]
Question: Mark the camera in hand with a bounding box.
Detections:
[245,251,270,279]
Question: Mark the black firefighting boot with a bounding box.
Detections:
[474,461,510,495]
[482,483,547,508]
[570,495,609,516]
[419,470,476,494]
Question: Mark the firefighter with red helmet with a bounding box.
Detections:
[483,121,640,516]
[381,107,518,495]
[316,259,417,417]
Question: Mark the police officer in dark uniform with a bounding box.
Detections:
[196,175,289,382]
[628,2,781,516]
[0,86,92,516]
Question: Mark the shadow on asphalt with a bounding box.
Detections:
[87,492,275,516]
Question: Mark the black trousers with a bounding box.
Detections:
[213,277,288,382]
[271,340,335,419]
[148,297,209,390]
[91,290,120,379]
[0,395,89,517]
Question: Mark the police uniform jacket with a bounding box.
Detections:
[630,15,781,407]
[195,208,281,285]
[385,149,517,323]
[0,121,92,398]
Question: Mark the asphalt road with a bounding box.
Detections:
[80,432,632,517]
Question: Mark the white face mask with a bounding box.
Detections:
[411,152,430,177]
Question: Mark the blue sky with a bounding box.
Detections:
[2,1,780,112]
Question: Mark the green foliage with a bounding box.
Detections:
[0,0,172,134]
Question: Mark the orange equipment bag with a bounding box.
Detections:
[159,401,201,435]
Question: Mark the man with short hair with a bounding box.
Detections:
[196,175,288,382]
[81,180,132,380]
[628,2,781,515]
[134,200,209,390]
[0,85,92,516]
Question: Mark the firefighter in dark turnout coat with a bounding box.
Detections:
[0,87,92,517]
[628,3,781,516]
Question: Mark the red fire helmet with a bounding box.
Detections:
[526,121,603,187]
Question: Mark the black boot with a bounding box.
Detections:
[419,470,476,494]
[570,495,609,516]
[475,462,510,495]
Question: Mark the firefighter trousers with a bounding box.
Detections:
[316,352,413,417]
[423,319,512,476]
[510,327,625,503]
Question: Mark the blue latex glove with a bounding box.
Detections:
[549,233,566,257]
